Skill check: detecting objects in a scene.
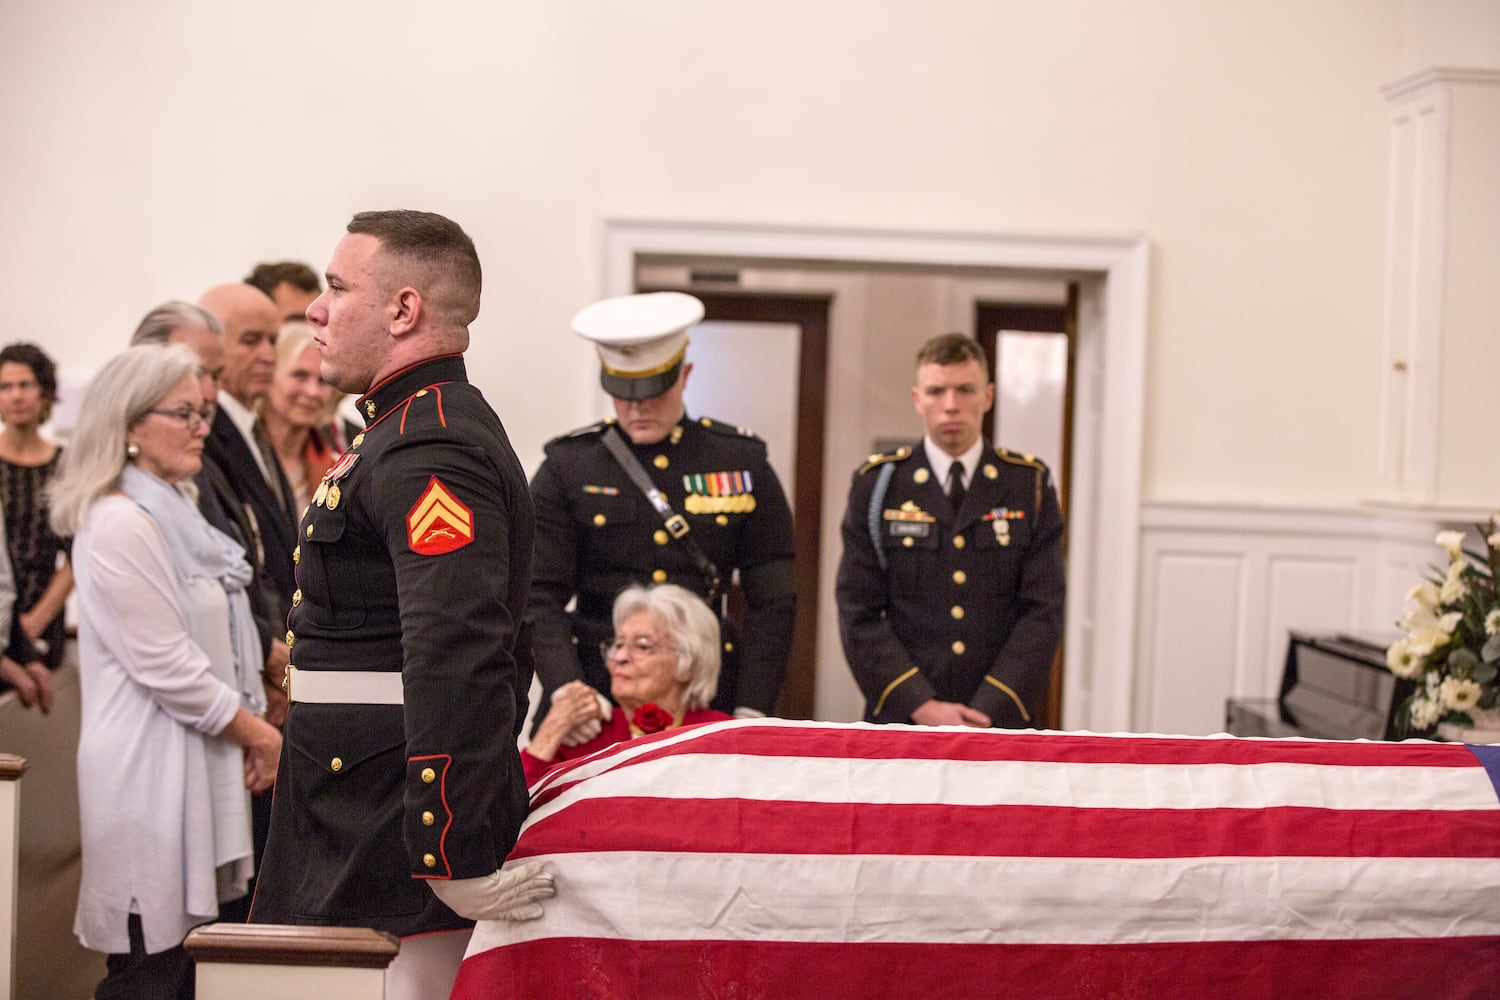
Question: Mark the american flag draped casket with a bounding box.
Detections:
[452,720,1500,1000]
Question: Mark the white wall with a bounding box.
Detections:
[4,0,1497,730]
[2,0,1474,500]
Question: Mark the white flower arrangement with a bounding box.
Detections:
[1387,513,1500,737]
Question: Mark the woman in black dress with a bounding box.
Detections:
[0,342,72,670]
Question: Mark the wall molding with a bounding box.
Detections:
[1135,500,1455,736]
[601,219,1150,732]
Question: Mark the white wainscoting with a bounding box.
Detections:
[1133,502,1461,736]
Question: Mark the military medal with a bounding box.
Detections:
[683,470,758,515]
[326,484,341,510]
[314,480,330,506]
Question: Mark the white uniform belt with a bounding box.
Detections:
[286,666,403,705]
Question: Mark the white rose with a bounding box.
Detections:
[1409,696,1443,731]
[1386,639,1424,678]
[1486,609,1500,637]
[1437,611,1464,636]
[1436,530,1467,558]
[1440,676,1483,712]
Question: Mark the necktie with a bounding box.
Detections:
[252,418,289,515]
[948,460,966,513]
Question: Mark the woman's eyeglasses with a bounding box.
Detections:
[600,636,675,660]
[146,404,215,429]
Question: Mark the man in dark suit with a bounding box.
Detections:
[197,283,299,618]
[835,333,1065,729]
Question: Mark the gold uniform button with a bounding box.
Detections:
[700,417,712,426]
[593,513,607,526]
[423,854,437,869]
[292,545,300,565]
[716,515,729,526]
[654,530,669,545]
[914,468,930,484]
[306,524,314,538]
[416,389,428,398]
[653,454,669,469]
[953,570,967,584]
[952,640,967,655]
[291,589,302,607]
[902,537,914,548]
[724,641,734,653]
[951,606,964,620]
[652,569,668,583]
[953,536,966,550]
[351,433,364,449]
[422,811,435,827]
[421,767,436,783]
[285,630,295,647]
[330,757,343,772]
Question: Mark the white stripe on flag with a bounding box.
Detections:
[526,753,1499,831]
[470,851,1500,958]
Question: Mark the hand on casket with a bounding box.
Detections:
[429,860,556,921]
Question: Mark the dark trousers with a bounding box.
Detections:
[96,913,195,1000]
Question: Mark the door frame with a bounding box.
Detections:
[602,220,1150,733]
[638,287,831,720]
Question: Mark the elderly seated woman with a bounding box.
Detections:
[523,583,731,784]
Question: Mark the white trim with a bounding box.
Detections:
[601,220,1149,732]
[1381,66,1500,101]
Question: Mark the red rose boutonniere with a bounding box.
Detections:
[631,703,673,735]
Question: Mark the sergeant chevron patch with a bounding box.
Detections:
[407,477,474,555]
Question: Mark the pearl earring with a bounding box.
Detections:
[126,442,140,459]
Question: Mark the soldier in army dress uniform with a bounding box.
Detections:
[529,292,796,739]
[250,211,551,999]
[836,333,1065,728]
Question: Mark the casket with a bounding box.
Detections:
[453,720,1500,1000]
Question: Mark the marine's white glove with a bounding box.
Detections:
[560,691,614,747]
[429,860,555,922]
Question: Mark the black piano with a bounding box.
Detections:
[1226,631,1415,741]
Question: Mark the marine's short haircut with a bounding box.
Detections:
[346,210,483,328]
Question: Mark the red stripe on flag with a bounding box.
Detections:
[529,725,1485,809]
[453,936,1500,1000]
[511,799,1500,861]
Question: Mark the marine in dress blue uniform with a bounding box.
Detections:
[250,212,539,947]
[528,293,796,723]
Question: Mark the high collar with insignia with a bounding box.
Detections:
[356,354,468,427]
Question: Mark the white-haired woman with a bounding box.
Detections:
[50,344,282,1000]
[260,320,344,510]
[522,583,731,784]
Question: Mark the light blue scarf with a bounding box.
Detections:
[119,464,266,716]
